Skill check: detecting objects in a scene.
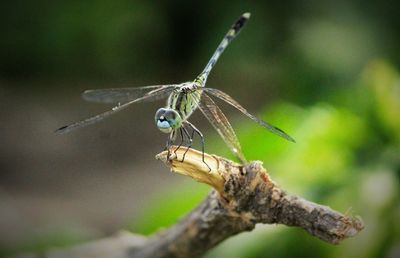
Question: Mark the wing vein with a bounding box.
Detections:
[56,85,176,134]
[199,92,247,163]
[202,88,295,142]
[82,85,174,104]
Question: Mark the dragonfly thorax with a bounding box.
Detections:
[179,82,199,93]
[155,108,182,133]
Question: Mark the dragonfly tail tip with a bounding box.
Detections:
[243,12,251,19]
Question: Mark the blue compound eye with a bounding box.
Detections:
[157,120,171,129]
[155,108,182,133]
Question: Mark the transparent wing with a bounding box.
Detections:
[82,85,174,104]
[56,85,177,134]
[203,88,295,142]
[199,92,247,163]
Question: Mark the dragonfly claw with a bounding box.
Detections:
[167,152,177,162]
[205,162,212,173]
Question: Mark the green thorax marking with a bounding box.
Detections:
[167,81,203,121]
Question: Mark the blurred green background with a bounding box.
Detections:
[0,1,399,257]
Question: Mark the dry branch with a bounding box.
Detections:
[24,146,364,258]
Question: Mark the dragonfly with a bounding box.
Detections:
[56,12,295,168]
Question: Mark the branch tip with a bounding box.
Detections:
[156,146,231,193]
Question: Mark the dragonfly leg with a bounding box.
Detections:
[174,128,185,155]
[185,121,211,172]
[181,125,193,162]
[166,130,175,161]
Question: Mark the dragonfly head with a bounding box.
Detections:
[155,108,182,133]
